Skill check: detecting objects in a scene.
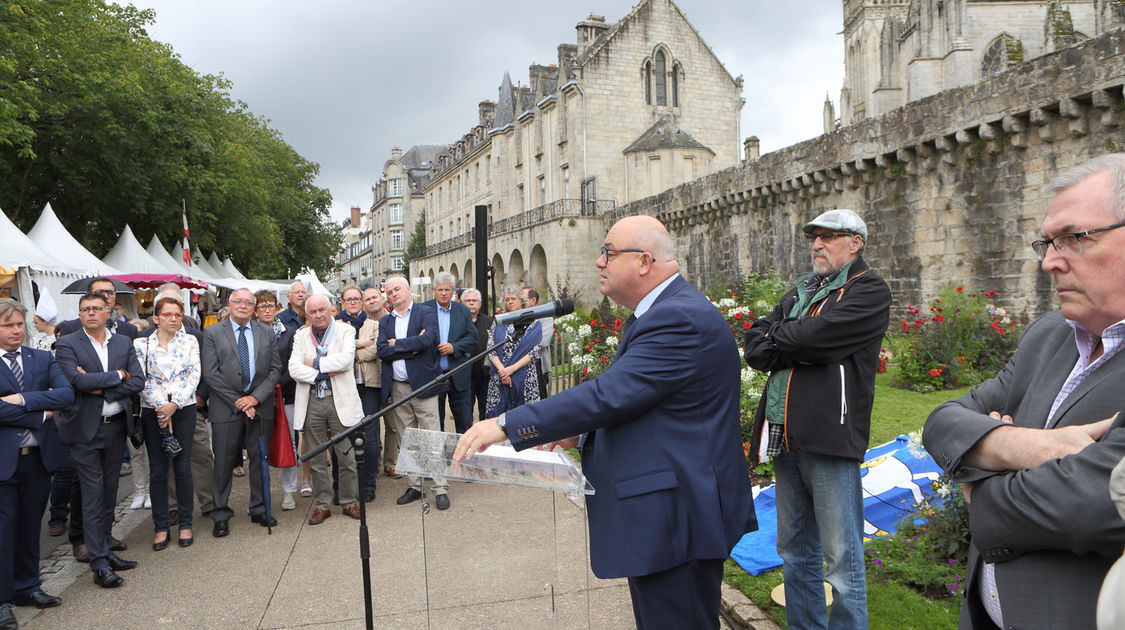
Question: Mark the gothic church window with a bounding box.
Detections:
[654,51,667,106]
[981,34,1021,79]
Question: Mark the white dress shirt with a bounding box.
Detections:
[82,329,125,417]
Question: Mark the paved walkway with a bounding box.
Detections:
[24,467,645,630]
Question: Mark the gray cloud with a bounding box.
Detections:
[127,0,843,220]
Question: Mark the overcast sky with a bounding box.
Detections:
[123,0,844,222]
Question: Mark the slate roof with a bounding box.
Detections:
[623,118,713,154]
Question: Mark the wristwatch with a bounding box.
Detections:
[496,413,508,436]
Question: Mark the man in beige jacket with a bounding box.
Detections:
[355,288,388,499]
[288,294,363,525]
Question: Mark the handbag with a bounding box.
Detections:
[268,384,296,467]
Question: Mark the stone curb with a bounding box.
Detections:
[720,581,782,630]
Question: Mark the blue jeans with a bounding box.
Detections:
[773,449,867,630]
[141,406,196,532]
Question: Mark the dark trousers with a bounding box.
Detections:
[438,386,475,434]
[358,385,381,490]
[48,464,73,527]
[626,558,724,630]
[141,407,196,532]
[210,414,272,522]
[471,375,489,421]
[0,448,51,602]
[69,416,127,571]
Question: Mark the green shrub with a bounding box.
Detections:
[893,285,1023,392]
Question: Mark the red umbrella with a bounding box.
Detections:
[107,273,209,290]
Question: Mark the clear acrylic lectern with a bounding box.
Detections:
[395,428,597,629]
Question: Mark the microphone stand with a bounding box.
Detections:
[302,332,518,630]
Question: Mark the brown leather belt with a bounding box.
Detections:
[19,446,39,456]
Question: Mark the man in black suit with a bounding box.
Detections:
[0,298,73,628]
[54,293,144,588]
[202,288,281,537]
[423,272,478,434]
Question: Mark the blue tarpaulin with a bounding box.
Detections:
[730,435,943,576]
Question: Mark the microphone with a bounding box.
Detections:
[495,298,575,326]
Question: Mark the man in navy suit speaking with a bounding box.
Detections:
[455,215,756,629]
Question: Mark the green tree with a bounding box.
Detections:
[0,0,339,277]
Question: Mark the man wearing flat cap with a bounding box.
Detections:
[743,209,891,630]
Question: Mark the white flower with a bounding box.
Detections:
[907,430,928,459]
[719,298,737,308]
[709,300,721,309]
[567,342,580,355]
[755,299,772,311]
[728,306,751,318]
[935,484,952,499]
[605,336,618,347]
[577,324,592,339]
[741,367,757,383]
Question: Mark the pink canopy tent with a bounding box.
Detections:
[107,273,209,290]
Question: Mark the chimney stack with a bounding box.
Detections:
[575,14,609,56]
[350,206,361,228]
[391,146,402,160]
[743,136,760,162]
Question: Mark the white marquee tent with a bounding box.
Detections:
[103,225,180,275]
[0,206,83,317]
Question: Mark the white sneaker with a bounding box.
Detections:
[130,493,147,510]
[282,492,296,511]
[143,495,152,509]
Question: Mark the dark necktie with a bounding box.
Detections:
[237,326,251,392]
[4,352,23,390]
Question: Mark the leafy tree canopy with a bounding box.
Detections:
[0,0,340,278]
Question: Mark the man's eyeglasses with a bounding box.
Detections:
[599,246,646,261]
[229,299,255,307]
[79,306,106,313]
[1031,221,1125,260]
[157,312,184,319]
[804,231,855,243]
[92,289,115,296]
[256,303,277,311]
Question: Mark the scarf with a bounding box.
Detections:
[337,310,366,334]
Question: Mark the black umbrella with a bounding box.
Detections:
[255,412,273,535]
[60,276,135,295]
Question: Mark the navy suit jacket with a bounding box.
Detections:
[53,330,145,444]
[0,346,74,481]
[504,276,757,579]
[422,299,478,391]
[376,302,441,402]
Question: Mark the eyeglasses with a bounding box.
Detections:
[256,303,277,310]
[599,246,646,261]
[804,232,855,243]
[229,299,255,307]
[157,312,184,319]
[79,306,106,313]
[92,289,116,296]
[342,297,362,303]
[1031,221,1125,260]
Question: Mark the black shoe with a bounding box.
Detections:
[250,513,277,527]
[363,488,376,503]
[396,488,422,505]
[107,554,137,571]
[435,494,450,510]
[152,535,169,552]
[93,568,125,588]
[178,536,194,548]
[48,522,66,537]
[0,605,16,630]
[213,520,229,537]
[13,589,62,608]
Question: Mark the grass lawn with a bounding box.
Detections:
[724,369,972,629]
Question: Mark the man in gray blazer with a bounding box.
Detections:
[924,154,1125,630]
[202,288,281,538]
[55,293,145,588]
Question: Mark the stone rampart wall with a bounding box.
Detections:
[609,28,1125,318]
